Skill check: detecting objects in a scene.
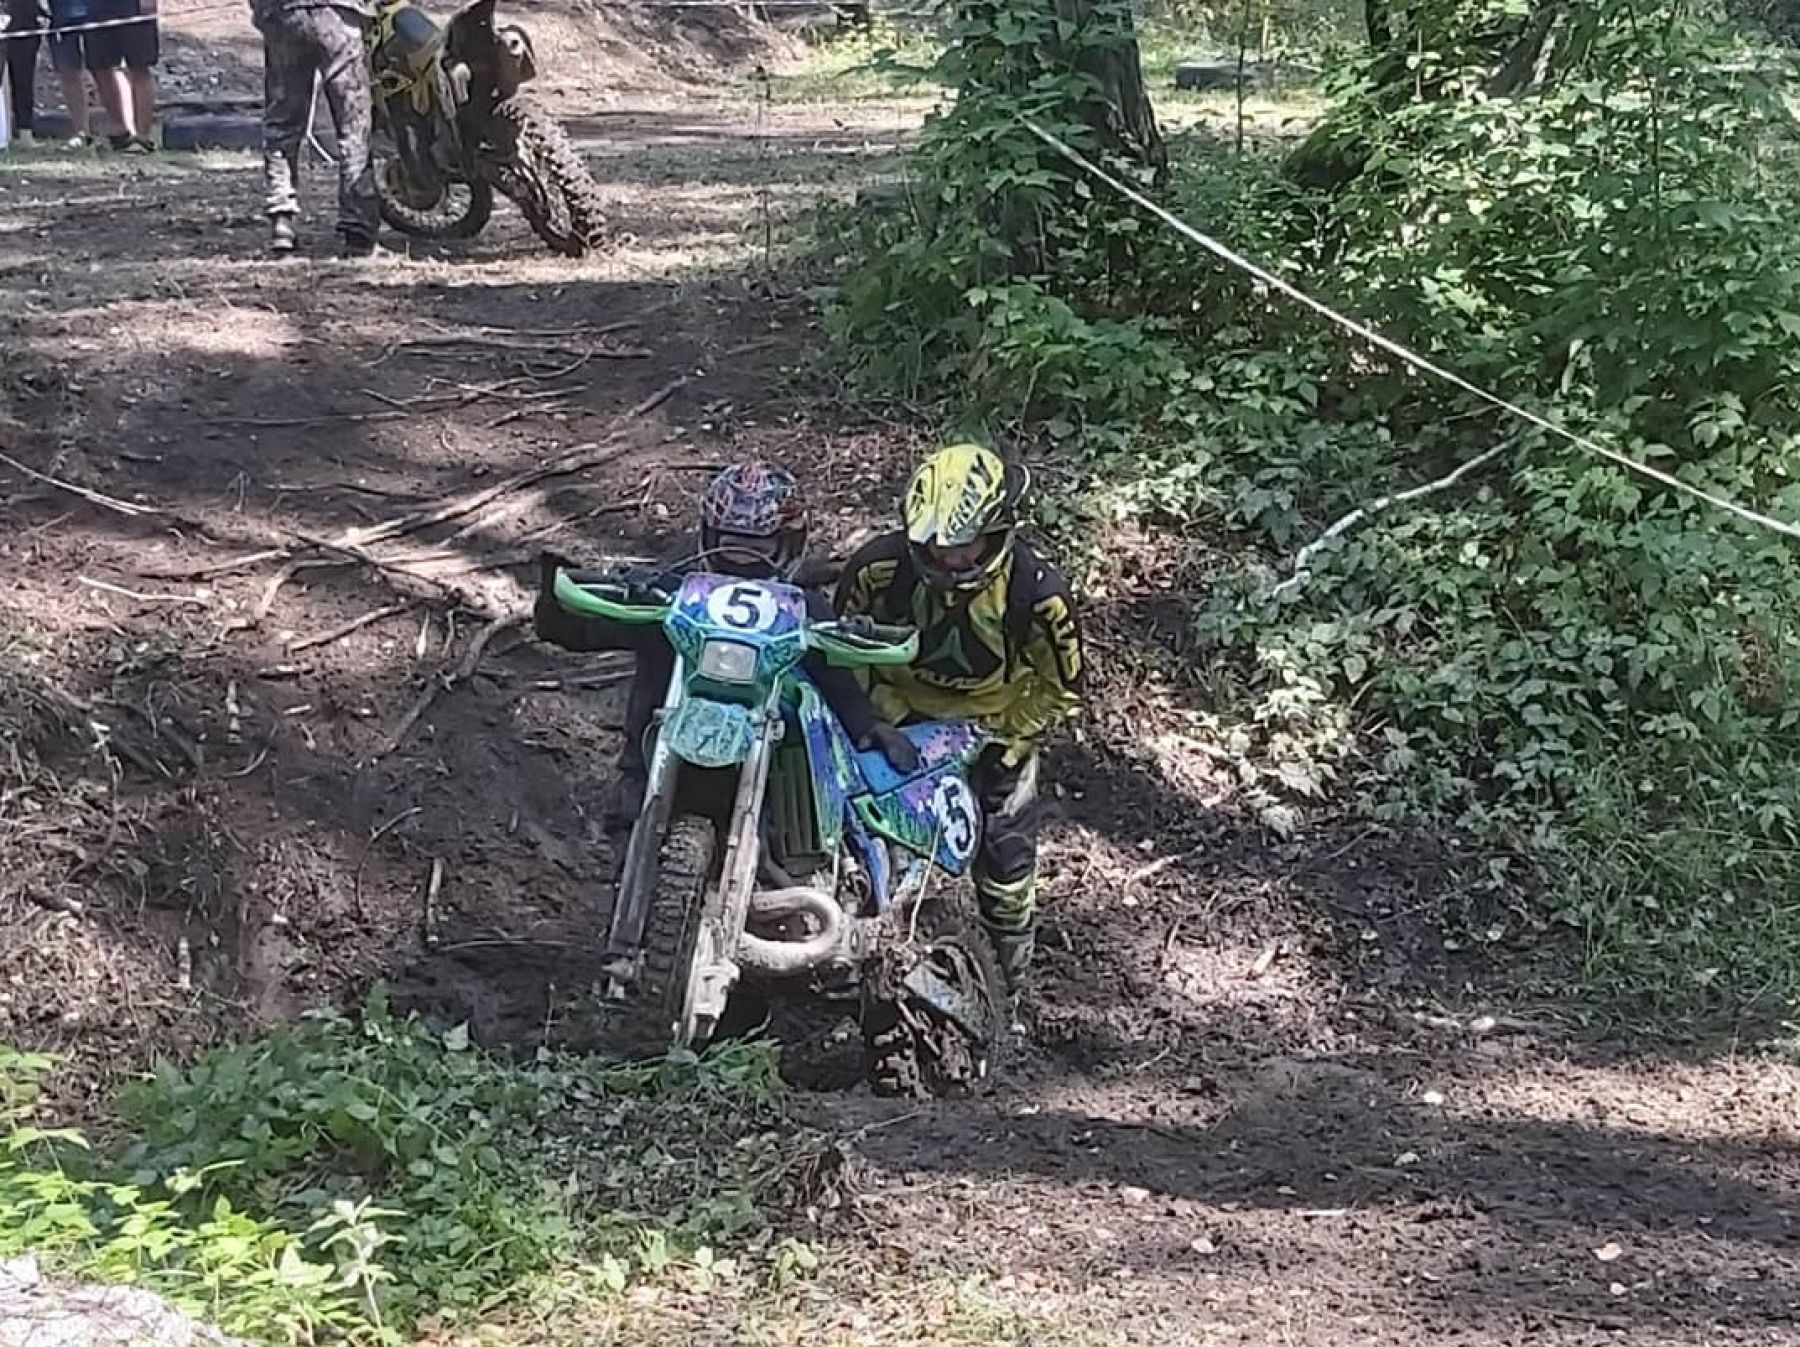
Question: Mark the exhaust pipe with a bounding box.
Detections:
[737,886,843,974]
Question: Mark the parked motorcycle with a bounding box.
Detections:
[550,566,1006,1096]
[368,0,606,256]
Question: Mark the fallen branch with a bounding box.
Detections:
[1271,441,1510,601]
[334,377,682,554]
[0,448,159,518]
[394,333,652,361]
[256,558,349,621]
[423,858,445,947]
[288,602,414,652]
[213,409,416,429]
[381,614,524,758]
[76,575,210,608]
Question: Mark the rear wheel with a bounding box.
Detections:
[861,893,1006,1098]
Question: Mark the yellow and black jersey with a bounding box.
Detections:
[834,532,1083,747]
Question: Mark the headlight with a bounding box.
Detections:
[698,640,757,683]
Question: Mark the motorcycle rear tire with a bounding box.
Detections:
[487,95,606,258]
[376,172,496,240]
[861,893,1006,1098]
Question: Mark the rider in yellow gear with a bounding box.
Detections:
[836,443,1084,990]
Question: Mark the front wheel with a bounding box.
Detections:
[372,124,495,240]
[377,170,495,240]
[482,95,606,257]
[610,813,715,1057]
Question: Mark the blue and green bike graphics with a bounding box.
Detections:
[552,567,1000,1072]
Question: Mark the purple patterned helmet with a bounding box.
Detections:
[699,460,809,578]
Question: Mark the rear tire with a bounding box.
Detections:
[377,173,496,240]
[486,95,607,257]
[862,894,1006,1098]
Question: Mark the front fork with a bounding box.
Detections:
[603,660,687,989]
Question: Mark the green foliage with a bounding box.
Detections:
[0,1047,367,1343]
[825,0,1165,412]
[3,998,813,1343]
[831,0,1800,1013]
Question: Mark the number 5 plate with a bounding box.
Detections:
[676,573,806,641]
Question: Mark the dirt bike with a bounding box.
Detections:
[550,566,1007,1096]
[367,0,606,256]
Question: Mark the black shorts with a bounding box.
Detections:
[48,0,155,72]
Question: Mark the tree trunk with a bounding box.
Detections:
[1055,0,1168,179]
[965,0,1167,181]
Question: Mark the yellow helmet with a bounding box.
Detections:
[901,443,1030,593]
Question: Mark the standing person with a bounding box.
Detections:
[251,0,380,257]
[3,0,48,148]
[46,0,129,148]
[89,0,156,149]
[835,443,1085,994]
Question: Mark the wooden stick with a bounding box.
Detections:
[162,547,293,580]
[288,602,414,652]
[0,448,159,517]
[76,575,210,608]
[256,557,347,620]
[422,858,445,947]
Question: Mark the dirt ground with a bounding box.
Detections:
[2,6,1798,1345]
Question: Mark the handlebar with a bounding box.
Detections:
[548,567,920,665]
[809,620,919,668]
[551,569,671,622]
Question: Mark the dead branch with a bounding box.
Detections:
[76,575,210,608]
[213,409,417,429]
[423,858,445,946]
[0,448,159,518]
[380,614,524,758]
[1271,441,1510,601]
[393,332,652,362]
[288,602,414,652]
[333,377,683,554]
[256,558,350,620]
[167,547,294,579]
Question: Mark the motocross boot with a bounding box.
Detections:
[268,215,297,256]
[990,923,1036,995]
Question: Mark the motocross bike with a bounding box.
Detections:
[367,0,606,256]
[550,566,1007,1097]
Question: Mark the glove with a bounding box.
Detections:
[859,721,920,774]
[537,549,574,597]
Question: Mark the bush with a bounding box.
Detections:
[4,996,820,1342]
[827,0,1800,1013]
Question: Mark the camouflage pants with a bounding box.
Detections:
[257,4,379,236]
